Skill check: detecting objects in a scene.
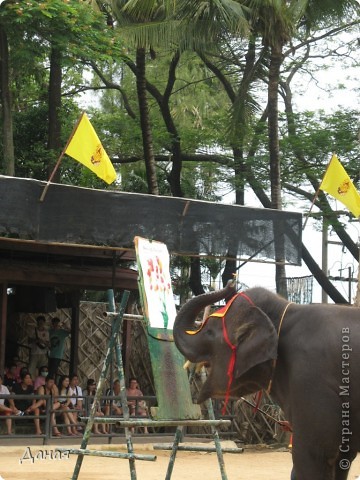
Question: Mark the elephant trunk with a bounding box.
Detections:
[173,280,236,361]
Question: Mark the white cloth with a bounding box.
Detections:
[68,385,83,406]
[106,389,122,408]
[0,384,10,405]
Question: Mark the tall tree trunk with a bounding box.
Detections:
[189,257,205,296]
[167,128,182,197]
[222,146,245,287]
[268,43,287,297]
[0,25,14,176]
[153,50,183,197]
[47,45,62,181]
[136,47,159,195]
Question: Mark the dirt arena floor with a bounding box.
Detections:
[1,440,360,480]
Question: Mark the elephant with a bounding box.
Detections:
[173,280,360,480]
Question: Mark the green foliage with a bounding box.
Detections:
[0,0,126,181]
[0,0,358,203]
[302,0,360,27]
[12,110,50,179]
[1,0,121,61]
[280,109,360,186]
[12,101,79,179]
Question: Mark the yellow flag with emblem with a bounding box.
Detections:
[65,112,116,184]
[319,154,360,218]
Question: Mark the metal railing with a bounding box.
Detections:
[0,393,236,444]
[0,394,163,444]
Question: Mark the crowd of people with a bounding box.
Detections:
[1,367,149,436]
[2,364,148,436]
[0,369,85,436]
[0,315,149,436]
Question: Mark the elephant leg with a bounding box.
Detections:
[292,443,338,480]
[334,449,357,480]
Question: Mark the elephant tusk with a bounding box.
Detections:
[183,360,208,373]
[183,360,192,370]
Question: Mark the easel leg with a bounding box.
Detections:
[114,319,137,480]
[165,426,183,480]
[71,289,133,480]
[201,369,228,480]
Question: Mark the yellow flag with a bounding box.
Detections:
[319,154,360,218]
[65,112,116,184]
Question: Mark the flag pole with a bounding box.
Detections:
[39,112,85,202]
[302,187,321,230]
[354,225,360,307]
[303,154,334,230]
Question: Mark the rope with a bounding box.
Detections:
[266,302,293,395]
[221,292,255,415]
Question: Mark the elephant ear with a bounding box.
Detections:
[233,305,278,379]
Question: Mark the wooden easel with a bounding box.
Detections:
[62,238,241,480]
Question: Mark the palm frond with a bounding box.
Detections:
[106,0,181,49]
[175,0,250,38]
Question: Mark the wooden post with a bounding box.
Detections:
[70,297,80,375]
[354,243,360,307]
[0,283,7,375]
[322,220,328,304]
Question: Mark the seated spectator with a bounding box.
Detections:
[3,364,19,391]
[19,367,30,382]
[12,372,42,435]
[126,378,148,434]
[103,379,123,416]
[0,374,21,434]
[83,379,108,434]
[33,365,49,392]
[57,375,80,436]
[36,375,62,437]
[68,373,84,428]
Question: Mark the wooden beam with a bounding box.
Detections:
[0,260,138,290]
[0,237,136,261]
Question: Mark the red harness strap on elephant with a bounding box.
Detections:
[210,292,255,415]
[221,314,236,414]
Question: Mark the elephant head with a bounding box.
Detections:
[173,282,278,403]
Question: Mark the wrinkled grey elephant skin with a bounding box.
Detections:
[173,282,360,480]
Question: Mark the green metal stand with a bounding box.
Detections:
[63,289,156,480]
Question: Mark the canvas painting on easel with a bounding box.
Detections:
[135,236,177,330]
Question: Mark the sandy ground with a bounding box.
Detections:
[1,441,360,480]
